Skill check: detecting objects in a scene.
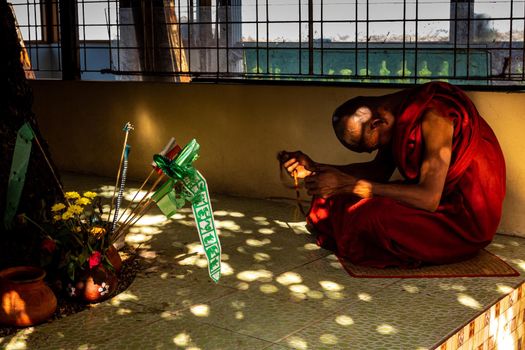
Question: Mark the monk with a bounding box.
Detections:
[279,82,506,268]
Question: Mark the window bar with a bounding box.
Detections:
[226,0,229,74]
[59,0,80,79]
[216,0,220,77]
[466,0,471,79]
[178,0,183,75]
[150,1,155,71]
[453,0,458,79]
[56,0,62,72]
[365,0,369,81]
[414,0,418,84]
[354,0,357,78]
[33,0,40,71]
[266,0,269,74]
[106,0,112,73]
[81,0,87,73]
[402,0,406,78]
[522,0,525,81]
[115,0,120,72]
[308,0,313,75]
[321,0,324,76]
[255,0,259,74]
[25,0,32,71]
[509,0,514,78]
[298,0,301,75]
[187,0,191,74]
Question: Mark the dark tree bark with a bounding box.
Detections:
[0,0,62,266]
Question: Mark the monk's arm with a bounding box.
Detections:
[363,110,453,211]
[323,149,396,183]
[280,148,395,182]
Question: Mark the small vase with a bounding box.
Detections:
[70,265,117,303]
[0,266,57,327]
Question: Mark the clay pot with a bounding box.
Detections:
[0,266,57,327]
[69,265,117,303]
[106,245,122,273]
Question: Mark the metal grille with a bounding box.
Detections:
[10,0,525,85]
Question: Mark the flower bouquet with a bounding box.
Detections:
[35,190,121,303]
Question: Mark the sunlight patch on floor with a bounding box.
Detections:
[457,293,482,310]
[110,291,139,306]
[190,304,210,317]
[402,284,421,294]
[319,280,344,292]
[496,284,514,294]
[287,336,308,350]
[253,252,271,262]
[236,269,273,282]
[377,323,398,335]
[246,238,271,247]
[276,272,303,285]
[335,314,354,326]
[3,327,34,350]
[259,284,279,294]
[357,292,373,302]
[173,332,191,346]
[319,333,338,345]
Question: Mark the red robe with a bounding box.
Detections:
[307,82,506,268]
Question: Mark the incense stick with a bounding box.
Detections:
[115,174,165,237]
[112,198,155,244]
[111,145,131,233]
[117,169,155,224]
[107,122,133,222]
[120,173,164,226]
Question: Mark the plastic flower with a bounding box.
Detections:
[83,191,97,199]
[64,191,80,199]
[41,238,56,254]
[75,197,91,206]
[51,203,66,212]
[53,214,62,221]
[90,226,106,238]
[66,283,77,297]
[62,211,73,220]
[88,251,102,269]
[68,205,84,215]
[98,282,110,296]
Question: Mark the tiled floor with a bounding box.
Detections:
[1,173,525,350]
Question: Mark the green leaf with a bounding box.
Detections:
[67,262,75,281]
[104,255,115,272]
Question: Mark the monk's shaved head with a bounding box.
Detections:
[332,96,377,152]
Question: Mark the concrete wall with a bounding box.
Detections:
[29,80,525,236]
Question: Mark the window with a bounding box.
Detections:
[12,0,525,86]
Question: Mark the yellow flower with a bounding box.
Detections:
[73,226,81,233]
[64,191,80,199]
[90,226,106,238]
[51,203,66,212]
[83,191,97,199]
[62,211,73,220]
[53,214,62,221]
[76,197,91,206]
[68,205,83,215]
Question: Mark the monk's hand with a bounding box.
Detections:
[305,166,373,198]
[278,150,317,179]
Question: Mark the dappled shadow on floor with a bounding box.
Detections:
[2,173,525,350]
